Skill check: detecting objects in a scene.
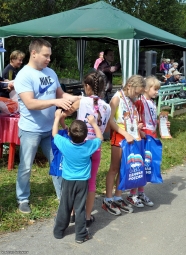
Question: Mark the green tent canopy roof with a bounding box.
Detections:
[0,1,186,49]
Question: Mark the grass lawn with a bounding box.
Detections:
[0,114,186,234]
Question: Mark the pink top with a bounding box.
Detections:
[160,62,166,71]
[94,58,103,70]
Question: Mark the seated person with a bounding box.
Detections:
[160,58,167,74]
[168,62,178,75]
[97,49,121,103]
[2,50,25,80]
[164,70,182,85]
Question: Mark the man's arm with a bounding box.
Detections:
[19,91,72,110]
[98,61,121,73]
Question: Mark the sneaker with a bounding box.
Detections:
[70,214,75,223]
[138,193,154,207]
[126,195,144,208]
[114,199,134,213]
[102,199,121,216]
[76,233,92,244]
[86,215,95,227]
[18,202,31,214]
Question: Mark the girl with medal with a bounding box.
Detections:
[133,76,170,207]
[102,75,146,216]
[136,76,170,139]
[62,71,111,227]
[135,76,160,138]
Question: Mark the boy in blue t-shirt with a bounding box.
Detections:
[52,109,103,244]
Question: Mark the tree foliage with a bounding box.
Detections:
[0,0,186,77]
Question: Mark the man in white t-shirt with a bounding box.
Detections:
[14,38,80,213]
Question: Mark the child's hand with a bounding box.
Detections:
[138,123,144,130]
[87,115,96,125]
[55,109,63,119]
[125,133,134,144]
[139,130,146,139]
[62,111,68,118]
[166,121,170,128]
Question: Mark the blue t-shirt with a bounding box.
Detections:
[14,65,60,132]
[54,134,102,180]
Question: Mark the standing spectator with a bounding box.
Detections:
[168,62,178,75]
[169,59,175,69]
[159,58,167,74]
[2,50,25,98]
[97,49,121,103]
[3,50,25,81]
[14,38,80,214]
[94,51,104,70]
[164,59,170,73]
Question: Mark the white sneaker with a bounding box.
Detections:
[126,195,144,208]
[138,193,154,207]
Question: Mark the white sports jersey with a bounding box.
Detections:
[113,90,138,130]
[77,96,111,140]
[141,96,157,131]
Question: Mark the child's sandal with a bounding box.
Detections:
[70,214,75,223]
[86,215,95,227]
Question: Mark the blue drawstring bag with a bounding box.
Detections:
[49,129,69,177]
[144,135,163,183]
[118,140,147,190]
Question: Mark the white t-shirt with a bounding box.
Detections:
[141,96,157,131]
[77,96,111,140]
[112,90,138,130]
[14,65,60,132]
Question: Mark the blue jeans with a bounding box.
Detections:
[16,129,62,203]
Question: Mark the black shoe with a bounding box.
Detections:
[53,229,64,239]
[86,215,95,227]
[70,214,75,223]
[76,233,92,244]
[18,202,31,214]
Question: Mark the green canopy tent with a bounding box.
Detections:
[0,1,186,82]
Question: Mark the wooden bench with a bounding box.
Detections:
[157,83,186,117]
